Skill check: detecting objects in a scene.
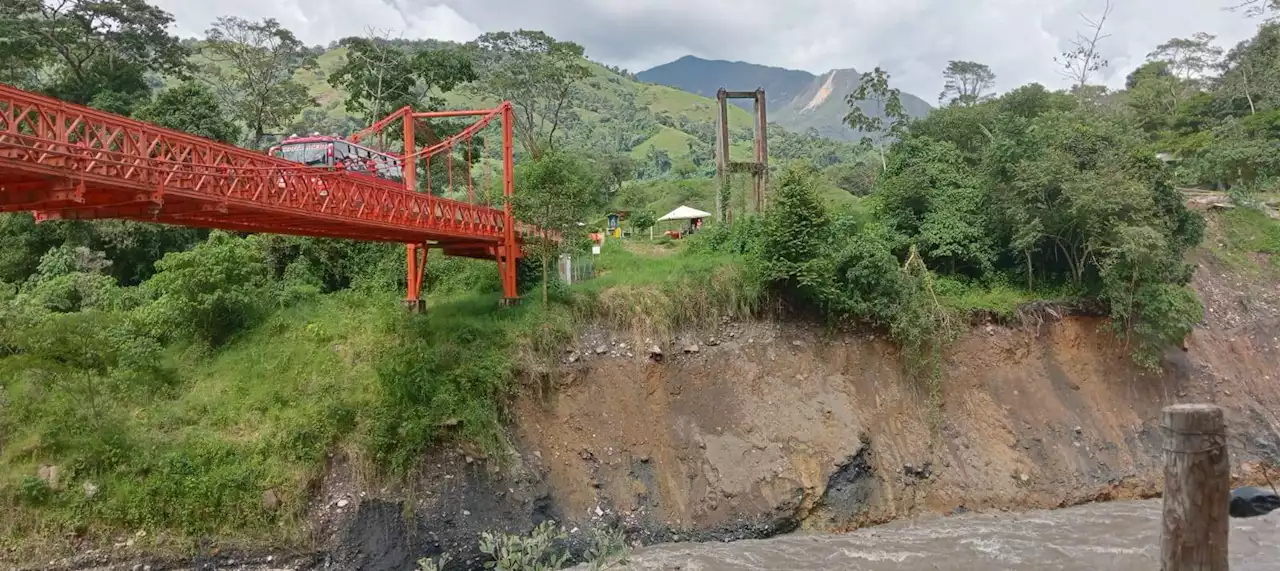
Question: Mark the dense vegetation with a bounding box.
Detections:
[1,0,1279,564]
[700,18,1280,374]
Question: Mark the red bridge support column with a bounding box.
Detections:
[499,103,520,305]
[405,243,428,313]
[402,112,427,312]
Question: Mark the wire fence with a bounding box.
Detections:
[558,254,596,285]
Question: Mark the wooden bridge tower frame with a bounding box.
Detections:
[715,88,768,223]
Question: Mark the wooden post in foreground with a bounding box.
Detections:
[1161,403,1229,571]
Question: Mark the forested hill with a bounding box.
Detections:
[246,43,866,181]
[638,55,934,141]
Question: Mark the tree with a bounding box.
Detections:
[645,147,672,177]
[329,31,421,125]
[1054,0,1114,92]
[1126,61,1181,131]
[0,0,46,88]
[875,137,994,275]
[3,311,141,437]
[203,17,316,147]
[134,82,242,144]
[469,30,590,157]
[1228,0,1280,20]
[514,153,602,305]
[672,157,697,178]
[629,210,657,237]
[844,67,909,171]
[939,61,996,106]
[824,160,879,196]
[329,30,476,126]
[13,0,189,110]
[1218,23,1280,115]
[140,231,269,346]
[1148,33,1223,82]
[601,154,636,195]
[757,162,833,306]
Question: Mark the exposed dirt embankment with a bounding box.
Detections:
[61,248,1280,571]
[517,315,1279,539]
[295,253,1279,571]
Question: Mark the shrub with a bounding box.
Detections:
[139,232,268,346]
[367,303,516,472]
[756,162,834,308]
[478,521,569,571]
[584,526,631,570]
[16,476,52,507]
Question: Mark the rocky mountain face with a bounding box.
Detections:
[638,55,933,142]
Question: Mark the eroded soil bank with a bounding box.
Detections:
[57,255,1280,571]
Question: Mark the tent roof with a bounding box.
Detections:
[658,205,712,221]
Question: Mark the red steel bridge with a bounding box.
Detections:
[0,83,546,309]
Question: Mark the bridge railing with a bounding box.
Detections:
[0,83,549,244]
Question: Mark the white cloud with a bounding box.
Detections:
[151,0,480,44]
[154,0,1265,99]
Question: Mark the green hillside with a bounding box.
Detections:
[282,49,762,167]
[178,40,867,209]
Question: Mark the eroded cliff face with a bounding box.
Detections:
[512,311,1280,543]
[312,255,1280,571]
[66,255,1274,571]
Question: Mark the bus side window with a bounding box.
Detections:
[332,142,353,169]
[376,156,398,181]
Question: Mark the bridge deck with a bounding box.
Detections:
[0,83,536,257]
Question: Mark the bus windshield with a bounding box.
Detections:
[276,142,330,167]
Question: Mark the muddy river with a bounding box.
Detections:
[598,500,1280,570]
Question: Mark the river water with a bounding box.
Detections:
[606,500,1280,570]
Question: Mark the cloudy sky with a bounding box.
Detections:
[152,0,1266,99]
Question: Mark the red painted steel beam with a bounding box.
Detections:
[411,109,496,118]
[0,84,544,251]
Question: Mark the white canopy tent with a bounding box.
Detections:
[658,205,711,221]
[654,205,712,239]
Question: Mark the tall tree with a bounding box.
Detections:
[0,0,46,88]
[327,35,477,175]
[329,31,422,125]
[1054,0,1114,92]
[1125,61,1180,131]
[1148,33,1224,82]
[1218,22,1280,115]
[939,60,997,106]
[11,0,188,110]
[203,17,316,147]
[601,154,636,195]
[514,152,602,305]
[133,82,242,144]
[844,67,909,171]
[469,30,590,157]
[327,30,474,120]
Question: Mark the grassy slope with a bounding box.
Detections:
[0,243,747,560]
[622,172,862,220]
[289,51,757,162]
[1208,207,1280,274]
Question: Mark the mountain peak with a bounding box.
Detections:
[637,57,930,142]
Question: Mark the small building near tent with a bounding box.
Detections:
[657,205,712,239]
[605,211,630,238]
